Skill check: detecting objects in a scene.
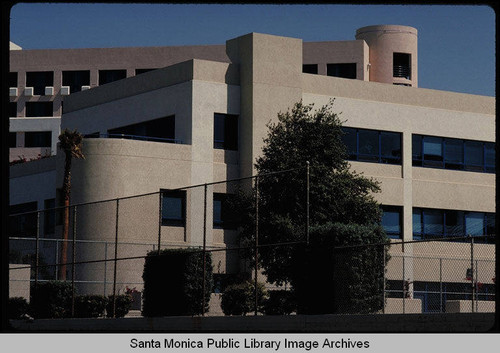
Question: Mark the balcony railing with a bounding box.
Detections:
[84,133,183,144]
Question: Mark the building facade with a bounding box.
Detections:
[9,25,495,313]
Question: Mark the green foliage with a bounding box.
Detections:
[30,281,73,319]
[106,294,133,318]
[291,222,389,314]
[74,295,108,318]
[263,290,297,315]
[238,100,382,285]
[142,248,213,317]
[8,297,29,319]
[221,281,268,316]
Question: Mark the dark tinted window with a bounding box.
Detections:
[10,72,17,87]
[25,131,52,147]
[161,190,186,226]
[341,127,357,159]
[381,206,402,239]
[44,198,56,235]
[484,142,495,172]
[327,63,356,79]
[342,127,401,165]
[26,71,54,95]
[445,210,464,236]
[25,102,53,117]
[393,53,411,79]
[444,138,463,170]
[213,193,237,229]
[108,115,176,143]
[135,68,157,75]
[302,64,318,74]
[422,209,444,238]
[10,102,17,117]
[10,132,17,147]
[464,140,483,171]
[358,130,379,162]
[214,113,238,150]
[62,70,90,93]
[381,132,401,164]
[422,136,443,167]
[9,201,38,237]
[98,70,126,85]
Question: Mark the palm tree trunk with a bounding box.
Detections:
[59,154,72,281]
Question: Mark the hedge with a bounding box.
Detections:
[74,295,108,318]
[30,281,73,319]
[221,281,267,316]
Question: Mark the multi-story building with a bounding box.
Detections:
[9,25,495,313]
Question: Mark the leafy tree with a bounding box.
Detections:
[58,129,85,280]
[238,100,385,287]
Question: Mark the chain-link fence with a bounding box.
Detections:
[8,167,496,318]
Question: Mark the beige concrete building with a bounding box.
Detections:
[9,25,495,313]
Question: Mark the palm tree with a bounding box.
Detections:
[58,129,85,280]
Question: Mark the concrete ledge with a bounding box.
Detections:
[9,313,495,333]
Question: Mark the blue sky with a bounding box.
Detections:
[9,3,495,96]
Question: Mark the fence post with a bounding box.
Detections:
[71,205,77,317]
[157,191,163,255]
[439,258,443,313]
[470,235,474,313]
[55,240,59,280]
[112,199,120,318]
[35,211,40,290]
[382,244,386,314]
[306,161,310,245]
[103,242,108,296]
[254,175,259,316]
[202,184,207,316]
[402,256,406,314]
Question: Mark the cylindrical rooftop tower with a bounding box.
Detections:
[355,25,418,87]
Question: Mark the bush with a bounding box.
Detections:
[106,294,133,318]
[142,248,213,317]
[30,281,73,319]
[221,281,267,316]
[8,297,29,319]
[74,295,108,318]
[263,290,296,315]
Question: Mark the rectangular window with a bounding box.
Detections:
[108,115,176,143]
[412,135,423,166]
[485,213,495,236]
[422,209,444,238]
[25,131,52,148]
[327,63,357,79]
[484,142,495,173]
[135,68,157,75]
[381,206,402,239]
[26,71,54,95]
[302,64,318,74]
[464,141,483,172]
[44,198,56,235]
[358,129,379,162]
[342,127,401,165]
[25,102,53,117]
[393,53,411,79]
[10,72,18,87]
[380,132,402,164]
[412,210,422,239]
[465,212,484,236]
[341,127,357,160]
[62,70,90,94]
[9,132,17,148]
[10,102,17,117]
[98,69,126,85]
[444,210,465,236]
[214,113,238,150]
[422,136,443,167]
[161,190,186,226]
[9,201,38,237]
[213,193,237,229]
[444,138,463,170]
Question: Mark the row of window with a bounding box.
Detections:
[381,206,495,241]
[412,135,495,173]
[342,127,401,164]
[10,131,52,148]
[9,69,161,96]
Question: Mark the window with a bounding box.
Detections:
[327,63,357,79]
[25,102,53,117]
[161,190,186,226]
[381,206,402,239]
[341,127,401,165]
[44,198,56,235]
[413,208,495,242]
[26,71,54,95]
[108,115,176,143]
[98,69,126,85]
[393,53,411,79]
[25,131,51,148]
[213,193,237,229]
[10,132,17,147]
[413,134,494,173]
[62,70,90,94]
[302,64,318,74]
[135,68,157,75]
[9,201,38,237]
[10,72,17,87]
[214,113,238,150]
[10,102,17,117]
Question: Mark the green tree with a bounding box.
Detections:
[238,100,385,287]
[58,129,85,280]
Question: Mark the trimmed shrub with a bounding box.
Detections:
[290,222,388,315]
[106,294,133,318]
[221,281,267,316]
[74,295,108,318]
[263,290,296,315]
[8,297,29,319]
[30,281,73,319]
[142,248,213,317]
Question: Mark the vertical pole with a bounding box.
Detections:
[306,161,310,245]
[402,256,406,314]
[254,176,259,316]
[439,258,443,313]
[382,244,386,314]
[103,242,108,296]
[35,211,40,290]
[71,206,77,317]
[55,240,59,280]
[470,235,474,313]
[157,191,163,255]
[202,184,208,316]
[475,259,479,312]
[112,199,120,318]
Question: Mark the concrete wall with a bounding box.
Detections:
[9,264,31,302]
